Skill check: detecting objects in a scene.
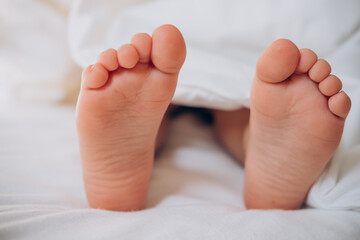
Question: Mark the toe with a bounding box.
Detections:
[319,75,342,96]
[151,24,186,74]
[117,44,140,69]
[296,48,317,73]
[131,33,152,64]
[308,59,331,82]
[328,91,351,119]
[256,39,300,83]
[97,48,119,71]
[82,63,109,89]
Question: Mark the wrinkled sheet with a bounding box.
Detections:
[1,0,360,239]
[69,0,360,110]
[1,104,360,240]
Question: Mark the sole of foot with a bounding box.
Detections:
[76,25,186,211]
[244,39,351,209]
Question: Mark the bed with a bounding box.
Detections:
[1,0,360,239]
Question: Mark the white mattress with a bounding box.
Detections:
[1,103,360,240]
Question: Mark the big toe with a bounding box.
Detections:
[151,24,186,74]
[256,39,300,83]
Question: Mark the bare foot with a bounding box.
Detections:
[243,39,351,209]
[76,25,186,211]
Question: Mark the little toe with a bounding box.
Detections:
[295,48,317,73]
[131,33,152,64]
[97,49,119,71]
[117,44,140,69]
[151,24,186,74]
[308,59,331,82]
[319,75,342,96]
[82,63,109,89]
[256,39,300,83]
[328,91,351,119]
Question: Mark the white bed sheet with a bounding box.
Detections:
[1,103,360,240]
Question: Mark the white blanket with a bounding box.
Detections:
[69,0,360,110]
[1,0,360,239]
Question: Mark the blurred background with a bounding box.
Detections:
[0,0,81,106]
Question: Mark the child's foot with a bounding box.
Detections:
[244,39,351,209]
[76,25,186,211]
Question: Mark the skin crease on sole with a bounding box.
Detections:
[213,40,351,210]
[243,39,351,209]
[76,24,186,211]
